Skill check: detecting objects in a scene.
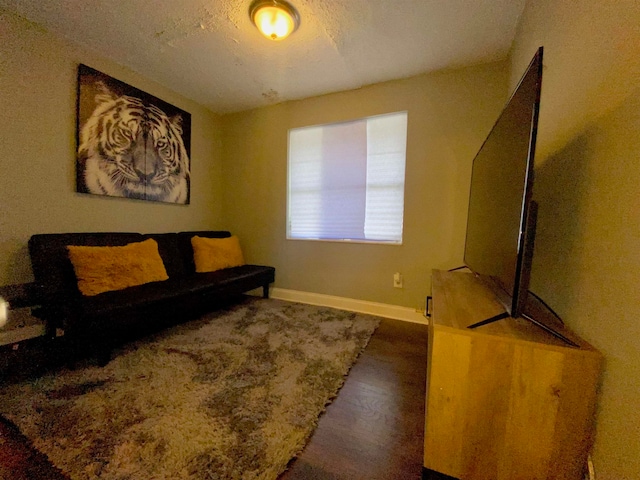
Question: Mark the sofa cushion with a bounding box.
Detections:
[74,265,276,321]
[192,235,245,273]
[67,239,169,296]
[185,265,275,295]
[142,233,185,278]
[75,278,191,319]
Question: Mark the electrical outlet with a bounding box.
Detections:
[393,272,403,288]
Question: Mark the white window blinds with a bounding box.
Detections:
[287,111,407,243]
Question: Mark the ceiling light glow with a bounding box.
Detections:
[250,0,300,41]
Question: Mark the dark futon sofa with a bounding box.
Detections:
[28,231,275,361]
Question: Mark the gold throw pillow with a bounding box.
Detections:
[67,238,169,296]
[191,235,245,273]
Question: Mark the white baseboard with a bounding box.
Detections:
[257,288,427,324]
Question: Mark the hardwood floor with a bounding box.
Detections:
[280,318,428,480]
[0,316,428,479]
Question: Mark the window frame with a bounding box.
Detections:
[286,111,408,245]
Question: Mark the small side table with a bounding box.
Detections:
[0,283,48,348]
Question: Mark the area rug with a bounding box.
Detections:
[0,297,380,480]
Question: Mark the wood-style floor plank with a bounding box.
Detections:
[280,318,428,480]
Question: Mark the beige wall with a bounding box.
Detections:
[0,10,224,285]
[221,62,508,309]
[510,1,640,478]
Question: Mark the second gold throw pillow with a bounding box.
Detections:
[192,235,245,273]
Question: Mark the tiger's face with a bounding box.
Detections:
[78,87,190,204]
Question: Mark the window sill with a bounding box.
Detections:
[286,237,402,246]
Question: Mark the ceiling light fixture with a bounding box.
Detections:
[249,0,300,41]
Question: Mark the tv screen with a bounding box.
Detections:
[463,47,543,318]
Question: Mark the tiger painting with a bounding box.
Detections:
[77,69,190,204]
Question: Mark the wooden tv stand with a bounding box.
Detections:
[423,270,602,480]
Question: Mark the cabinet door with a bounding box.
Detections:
[424,326,471,477]
[424,324,600,480]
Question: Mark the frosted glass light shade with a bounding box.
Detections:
[250,0,300,41]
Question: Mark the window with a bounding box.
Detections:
[287,111,407,244]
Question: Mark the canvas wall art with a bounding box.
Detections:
[76,64,191,204]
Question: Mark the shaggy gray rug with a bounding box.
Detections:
[0,297,380,480]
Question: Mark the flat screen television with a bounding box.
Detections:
[463,47,543,323]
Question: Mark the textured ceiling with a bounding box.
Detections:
[1,0,525,113]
